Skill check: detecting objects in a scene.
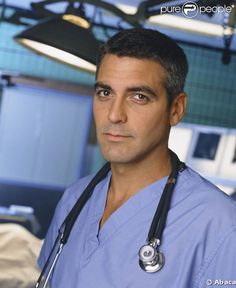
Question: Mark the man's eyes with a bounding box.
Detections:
[133,93,150,103]
[95,90,150,104]
[96,89,111,97]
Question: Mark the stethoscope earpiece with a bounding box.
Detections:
[138,241,164,273]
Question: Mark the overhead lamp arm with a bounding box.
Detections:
[31,0,142,27]
[0,0,6,24]
[0,4,45,26]
[222,3,236,64]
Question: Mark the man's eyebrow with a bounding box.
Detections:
[127,85,158,98]
[94,83,158,98]
[94,82,112,91]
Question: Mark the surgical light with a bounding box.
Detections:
[14,15,99,73]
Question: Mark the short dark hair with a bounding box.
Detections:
[96,28,188,105]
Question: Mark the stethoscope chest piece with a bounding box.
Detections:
[138,244,164,273]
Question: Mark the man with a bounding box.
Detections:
[38,28,236,287]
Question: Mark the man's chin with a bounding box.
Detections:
[101,152,132,164]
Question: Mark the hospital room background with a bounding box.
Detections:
[0,0,236,287]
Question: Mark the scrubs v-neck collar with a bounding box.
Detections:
[86,171,168,246]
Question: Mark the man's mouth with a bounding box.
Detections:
[103,133,131,141]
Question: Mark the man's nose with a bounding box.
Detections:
[108,97,127,124]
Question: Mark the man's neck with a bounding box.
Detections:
[109,148,171,203]
[99,148,171,228]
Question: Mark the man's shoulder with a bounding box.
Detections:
[53,173,96,219]
[179,166,233,201]
[177,166,236,228]
[182,169,236,288]
[64,174,96,201]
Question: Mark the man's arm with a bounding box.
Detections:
[195,227,236,288]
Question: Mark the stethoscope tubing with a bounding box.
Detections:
[35,150,184,286]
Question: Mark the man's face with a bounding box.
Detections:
[93,54,180,165]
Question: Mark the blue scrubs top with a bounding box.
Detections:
[39,167,236,287]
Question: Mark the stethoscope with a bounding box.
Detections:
[35,150,185,288]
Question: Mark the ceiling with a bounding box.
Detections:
[4,0,140,9]
[2,0,236,52]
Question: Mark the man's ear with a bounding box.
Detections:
[169,92,187,126]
